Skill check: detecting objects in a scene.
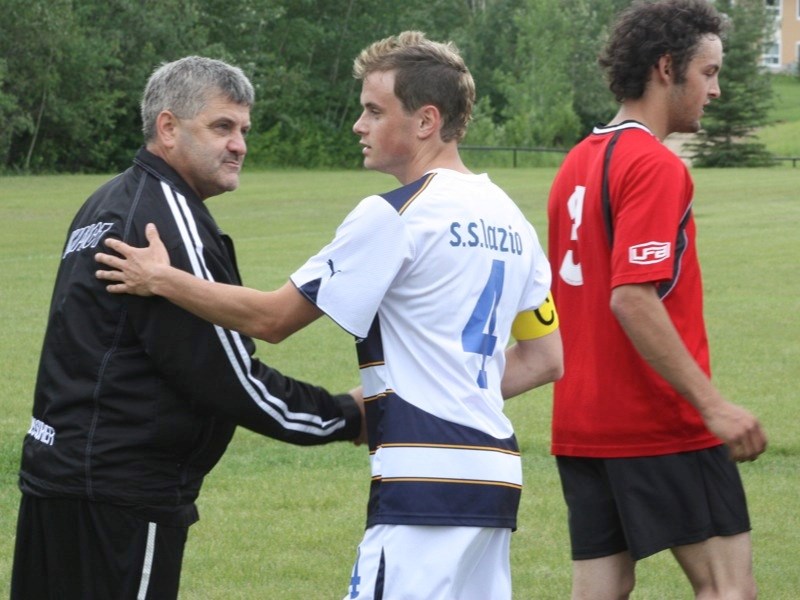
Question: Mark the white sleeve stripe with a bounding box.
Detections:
[136,521,156,600]
[159,183,345,435]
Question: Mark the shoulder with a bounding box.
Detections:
[377,172,438,214]
[603,128,689,193]
[614,127,684,167]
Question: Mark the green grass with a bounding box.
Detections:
[1,167,798,598]
[759,74,800,157]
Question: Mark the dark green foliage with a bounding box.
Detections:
[0,0,779,172]
[566,0,631,135]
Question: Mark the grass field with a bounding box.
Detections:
[0,165,798,598]
[758,74,800,158]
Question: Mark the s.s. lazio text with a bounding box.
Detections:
[448,220,523,255]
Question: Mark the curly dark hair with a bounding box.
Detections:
[599,0,726,102]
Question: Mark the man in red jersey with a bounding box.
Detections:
[547,1,767,598]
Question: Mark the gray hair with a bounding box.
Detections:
[141,56,254,142]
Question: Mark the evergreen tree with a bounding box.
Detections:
[688,0,774,167]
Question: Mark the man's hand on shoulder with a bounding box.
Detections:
[95,223,171,296]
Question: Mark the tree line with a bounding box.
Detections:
[0,0,773,174]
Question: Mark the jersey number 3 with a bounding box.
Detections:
[559,185,585,286]
[461,259,505,389]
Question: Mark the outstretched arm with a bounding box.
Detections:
[610,283,767,462]
[96,223,322,342]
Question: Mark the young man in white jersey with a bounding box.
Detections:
[547,2,767,598]
[96,31,562,599]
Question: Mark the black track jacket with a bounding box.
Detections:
[18,148,360,525]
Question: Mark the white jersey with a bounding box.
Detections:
[291,169,551,528]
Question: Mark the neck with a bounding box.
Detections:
[396,142,471,185]
[609,95,671,141]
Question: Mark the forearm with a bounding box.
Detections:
[148,264,284,340]
[611,283,766,459]
[128,288,361,444]
[501,330,564,399]
[610,284,721,415]
[97,224,320,341]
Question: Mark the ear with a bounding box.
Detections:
[655,54,674,84]
[417,105,441,141]
[155,110,180,148]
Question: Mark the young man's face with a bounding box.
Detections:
[669,34,723,134]
[168,93,251,200]
[352,70,418,183]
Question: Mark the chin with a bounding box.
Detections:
[222,177,240,191]
[677,122,701,135]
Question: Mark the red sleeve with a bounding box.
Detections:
[609,137,693,289]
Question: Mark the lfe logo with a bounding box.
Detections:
[628,241,671,265]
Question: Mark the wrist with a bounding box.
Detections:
[149,264,172,297]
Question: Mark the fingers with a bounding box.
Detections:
[95,251,120,270]
[103,282,134,295]
[92,225,163,297]
[102,236,132,256]
[94,264,124,283]
[99,221,160,257]
[729,421,768,462]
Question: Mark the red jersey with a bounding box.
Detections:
[547,121,720,457]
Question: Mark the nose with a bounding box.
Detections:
[709,76,721,100]
[353,112,367,136]
[229,130,247,156]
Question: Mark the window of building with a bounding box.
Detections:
[763,43,781,66]
[765,0,781,17]
[761,0,783,67]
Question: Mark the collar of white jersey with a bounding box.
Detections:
[592,120,654,137]
[425,168,490,182]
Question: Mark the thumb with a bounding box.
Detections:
[145,222,160,244]
[145,223,167,252]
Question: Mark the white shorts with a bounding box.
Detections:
[343,524,512,600]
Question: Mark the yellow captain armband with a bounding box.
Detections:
[511,292,559,340]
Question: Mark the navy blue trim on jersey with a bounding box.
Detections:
[296,278,322,305]
[656,206,691,300]
[364,392,521,529]
[367,477,520,529]
[377,393,519,451]
[379,173,436,214]
[601,130,623,248]
[356,317,385,366]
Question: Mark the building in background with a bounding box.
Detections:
[762,0,800,72]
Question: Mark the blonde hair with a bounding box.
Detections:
[353,31,474,143]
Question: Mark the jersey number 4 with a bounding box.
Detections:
[461,259,505,389]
